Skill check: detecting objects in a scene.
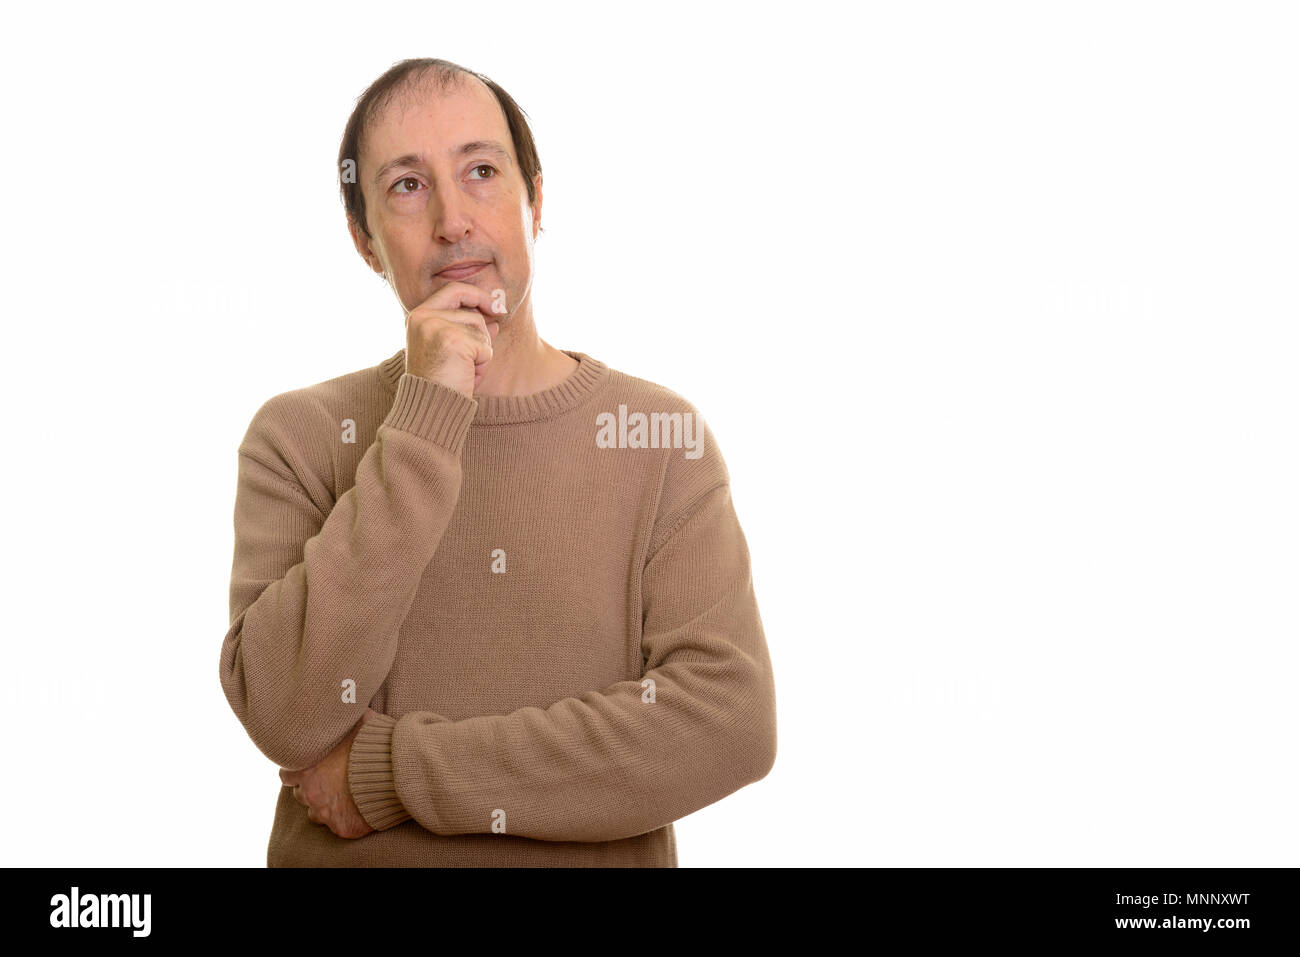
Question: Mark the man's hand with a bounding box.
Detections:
[279,707,382,840]
[404,281,505,396]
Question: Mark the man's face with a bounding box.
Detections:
[350,75,541,319]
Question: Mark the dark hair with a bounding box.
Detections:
[337,58,542,239]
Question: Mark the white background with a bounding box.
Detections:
[2,0,1297,867]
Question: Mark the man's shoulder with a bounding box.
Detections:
[600,364,702,417]
[239,353,394,455]
[596,361,732,529]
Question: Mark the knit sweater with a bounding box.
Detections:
[219,347,777,867]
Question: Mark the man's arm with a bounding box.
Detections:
[219,373,477,771]
[347,480,778,841]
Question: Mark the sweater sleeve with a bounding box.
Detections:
[220,372,478,771]
[346,475,778,841]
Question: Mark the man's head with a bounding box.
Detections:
[338,59,543,322]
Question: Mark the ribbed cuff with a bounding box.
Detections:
[382,373,478,454]
[348,712,413,831]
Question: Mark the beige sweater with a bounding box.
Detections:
[219,348,777,866]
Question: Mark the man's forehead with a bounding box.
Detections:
[365,75,511,165]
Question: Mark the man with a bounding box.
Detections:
[219,57,776,867]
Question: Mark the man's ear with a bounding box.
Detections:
[531,172,544,238]
[346,214,385,275]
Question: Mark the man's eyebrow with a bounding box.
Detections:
[371,141,513,186]
[372,153,425,187]
[456,140,512,163]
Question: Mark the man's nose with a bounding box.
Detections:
[431,181,472,243]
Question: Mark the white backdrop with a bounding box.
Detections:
[1,0,1296,867]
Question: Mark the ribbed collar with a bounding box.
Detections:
[378,348,611,425]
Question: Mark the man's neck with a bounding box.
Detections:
[474,300,578,397]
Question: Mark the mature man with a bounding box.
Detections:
[219,58,776,867]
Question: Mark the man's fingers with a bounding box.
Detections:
[440,310,497,370]
[448,307,493,338]
[403,283,500,389]
[477,323,500,364]
[421,280,500,319]
[472,318,497,368]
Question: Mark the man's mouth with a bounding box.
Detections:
[437,261,490,280]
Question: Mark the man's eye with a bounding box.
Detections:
[392,177,424,193]
[469,164,496,179]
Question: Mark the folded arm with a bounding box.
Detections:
[348,481,778,841]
